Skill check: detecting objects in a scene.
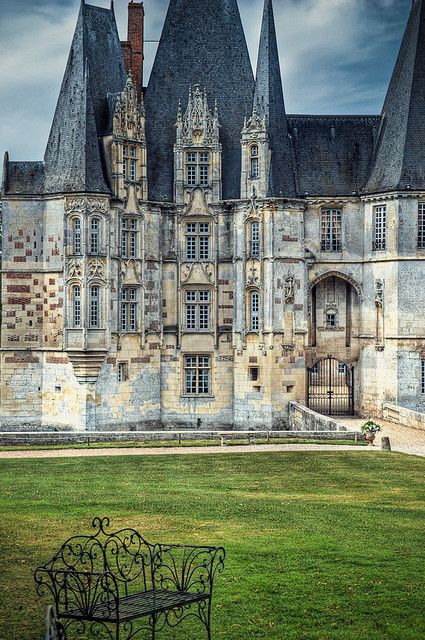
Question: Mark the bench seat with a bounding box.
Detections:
[65,588,209,623]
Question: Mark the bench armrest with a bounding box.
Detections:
[152,543,225,595]
[34,568,120,618]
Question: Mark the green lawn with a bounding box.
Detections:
[0,451,424,639]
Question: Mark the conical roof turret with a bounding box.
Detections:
[145,0,254,201]
[254,0,296,197]
[44,1,127,194]
[366,0,425,193]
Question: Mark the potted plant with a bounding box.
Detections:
[361,420,382,446]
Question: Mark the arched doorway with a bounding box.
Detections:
[307,357,354,416]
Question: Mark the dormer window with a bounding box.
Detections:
[123,145,137,183]
[250,144,259,179]
[185,151,210,187]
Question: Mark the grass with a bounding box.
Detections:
[0,451,424,639]
[0,437,367,452]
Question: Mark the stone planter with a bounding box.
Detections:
[364,431,376,446]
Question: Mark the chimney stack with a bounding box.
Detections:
[120,1,144,97]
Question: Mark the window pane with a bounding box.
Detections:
[199,152,209,163]
[250,291,259,331]
[419,203,425,249]
[199,236,210,260]
[73,286,81,327]
[187,165,197,186]
[199,165,209,186]
[250,157,259,179]
[186,236,196,260]
[73,219,81,254]
[90,218,99,254]
[130,159,137,182]
[90,287,100,328]
[250,222,260,257]
[321,209,342,252]
[373,205,386,251]
[186,152,196,163]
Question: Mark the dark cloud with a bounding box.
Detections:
[0,0,412,162]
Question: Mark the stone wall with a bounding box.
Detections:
[288,401,348,432]
[382,402,425,431]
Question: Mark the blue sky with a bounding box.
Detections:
[0,0,412,162]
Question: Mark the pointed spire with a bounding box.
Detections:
[145,0,254,201]
[253,0,296,197]
[366,0,425,193]
[44,1,127,193]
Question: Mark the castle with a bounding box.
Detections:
[1,0,425,431]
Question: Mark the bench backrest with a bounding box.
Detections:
[44,517,155,596]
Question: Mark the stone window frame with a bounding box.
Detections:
[120,286,140,332]
[249,143,259,179]
[248,288,260,333]
[184,221,211,261]
[183,287,212,332]
[421,358,425,395]
[123,144,138,183]
[70,216,82,256]
[89,283,102,329]
[182,353,213,397]
[418,202,425,250]
[324,304,338,330]
[249,220,260,258]
[88,215,103,256]
[184,150,211,188]
[121,217,139,259]
[69,282,82,329]
[372,204,387,251]
[118,362,129,383]
[320,207,342,252]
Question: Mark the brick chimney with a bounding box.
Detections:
[121,2,144,97]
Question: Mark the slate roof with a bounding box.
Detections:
[366,0,425,193]
[288,115,381,197]
[254,0,296,197]
[4,162,45,196]
[43,1,127,194]
[144,0,254,201]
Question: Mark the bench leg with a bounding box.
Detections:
[150,614,156,640]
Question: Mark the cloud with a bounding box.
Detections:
[0,0,412,163]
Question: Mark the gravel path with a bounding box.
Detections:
[0,443,375,460]
[341,417,425,458]
[1,418,425,460]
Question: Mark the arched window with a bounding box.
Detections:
[250,290,260,332]
[90,285,100,328]
[72,218,81,255]
[250,144,259,179]
[250,221,260,257]
[72,285,81,328]
[90,218,100,255]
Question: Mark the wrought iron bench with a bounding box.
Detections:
[34,517,225,640]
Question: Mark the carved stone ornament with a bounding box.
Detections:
[65,196,109,215]
[181,262,215,285]
[121,259,143,283]
[242,100,267,135]
[247,263,259,286]
[88,257,105,280]
[176,85,220,148]
[375,279,384,308]
[284,276,295,304]
[113,73,146,142]
[67,258,83,279]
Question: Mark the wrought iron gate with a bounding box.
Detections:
[307,357,354,416]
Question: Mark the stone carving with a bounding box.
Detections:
[181,261,215,285]
[65,197,109,215]
[284,277,295,304]
[247,264,259,286]
[121,259,143,284]
[113,73,146,142]
[88,257,105,280]
[176,85,220,148]
[67,258,83,279]
[375,279,384,308]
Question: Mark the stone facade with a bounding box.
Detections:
[2,0,425,431]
